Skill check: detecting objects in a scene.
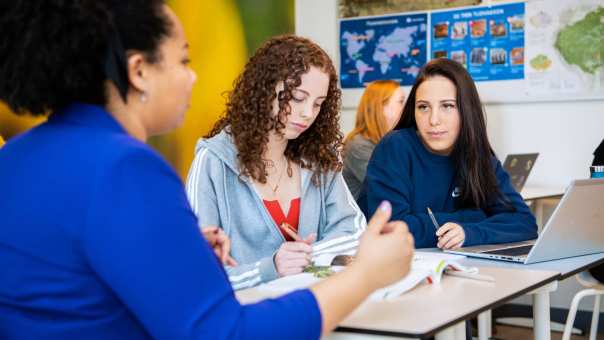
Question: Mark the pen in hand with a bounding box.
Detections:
[426,207,440,231]
[427,207,466,250]
[427,207,443,246]
[279,222,315,245]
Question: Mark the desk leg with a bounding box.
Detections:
[531,281,558,340]
[453,322,466,340]
[477,310,492,340]
[435,322,465,340]
[534,200,544,230]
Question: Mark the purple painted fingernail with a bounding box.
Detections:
[379,201,391,212]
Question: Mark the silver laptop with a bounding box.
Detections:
[445,179,604,264]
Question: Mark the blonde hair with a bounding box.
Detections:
[344,80,401,145]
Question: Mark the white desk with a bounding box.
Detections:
[461,253,604,281]
[521,185,566,201]
[461,253,604,340]
[237,266,558,340]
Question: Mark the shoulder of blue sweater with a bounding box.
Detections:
[382,128,415,143]
[376,128,417,154]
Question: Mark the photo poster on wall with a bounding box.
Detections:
[430,2,525,82]
[338,0,604,105]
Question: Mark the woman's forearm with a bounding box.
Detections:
[310,264,373,336]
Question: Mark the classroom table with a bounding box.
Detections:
[237,266,558,340]
[462,252,604,340]
[521,185,566,201]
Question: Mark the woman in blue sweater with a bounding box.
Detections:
[359,58,537,249]
[0,1,414,339]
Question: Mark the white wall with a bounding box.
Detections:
[296,0,604,312]
[296,0,604,188]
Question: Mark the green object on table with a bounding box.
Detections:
[304,263,334,278]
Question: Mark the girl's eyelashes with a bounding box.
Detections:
[291,91,307,102]
[416,104,429,112]
[443,102,456,110]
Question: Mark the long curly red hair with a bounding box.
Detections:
[207,35,343,185]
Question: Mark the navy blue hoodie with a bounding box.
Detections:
[358,128,538,248]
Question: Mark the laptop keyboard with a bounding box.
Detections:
[482,245,533,256]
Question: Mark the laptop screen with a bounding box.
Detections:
[503,153,539,192]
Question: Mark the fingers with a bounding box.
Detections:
[450,240,465,250]
[279,266,306,276]
[281,241,312,253]
[215,232,231,263]
[202,227,238,266]
[204,225,219,233]
[280,258,311,268]
[435,223,456,237]
[381,220,409,235]
[439,233,464,249]
[436,223,465,249]
[367,201,392,235]
[275,245,312,276]
[303,233,317,244]
[224,255,238,267]
[202,228,219,245]
[278,250,311,261]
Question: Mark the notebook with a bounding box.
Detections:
[258,252,479,300]
[502,153,539,191]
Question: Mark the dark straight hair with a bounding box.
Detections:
[395,58,507,210]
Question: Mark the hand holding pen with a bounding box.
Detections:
[427,207,466,250]
[274,223,317,277]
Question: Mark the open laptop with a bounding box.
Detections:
[445,179,604,264]
[503,153,539,192]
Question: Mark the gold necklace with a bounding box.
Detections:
[269,157,292,194]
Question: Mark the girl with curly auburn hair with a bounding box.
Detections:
[186,35,368,289]
[208,35,343,183]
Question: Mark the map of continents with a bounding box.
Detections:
[340,13,427,88]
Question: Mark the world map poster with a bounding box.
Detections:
[339,13,428,88]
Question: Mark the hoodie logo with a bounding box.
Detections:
[452,187,461,198]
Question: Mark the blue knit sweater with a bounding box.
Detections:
[358,128,538,248]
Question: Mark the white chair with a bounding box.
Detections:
[562,271,604,340]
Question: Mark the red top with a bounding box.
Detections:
[263,198,301,241]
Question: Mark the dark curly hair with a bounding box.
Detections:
[0,0,171,116]
[207,35,343,185]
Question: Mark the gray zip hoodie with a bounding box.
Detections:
[186,130,366,290]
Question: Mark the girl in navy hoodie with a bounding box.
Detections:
[359,58,537,249]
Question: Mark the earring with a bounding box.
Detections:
[140,92,148,103]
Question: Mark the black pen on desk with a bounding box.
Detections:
[426,207,440,232]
